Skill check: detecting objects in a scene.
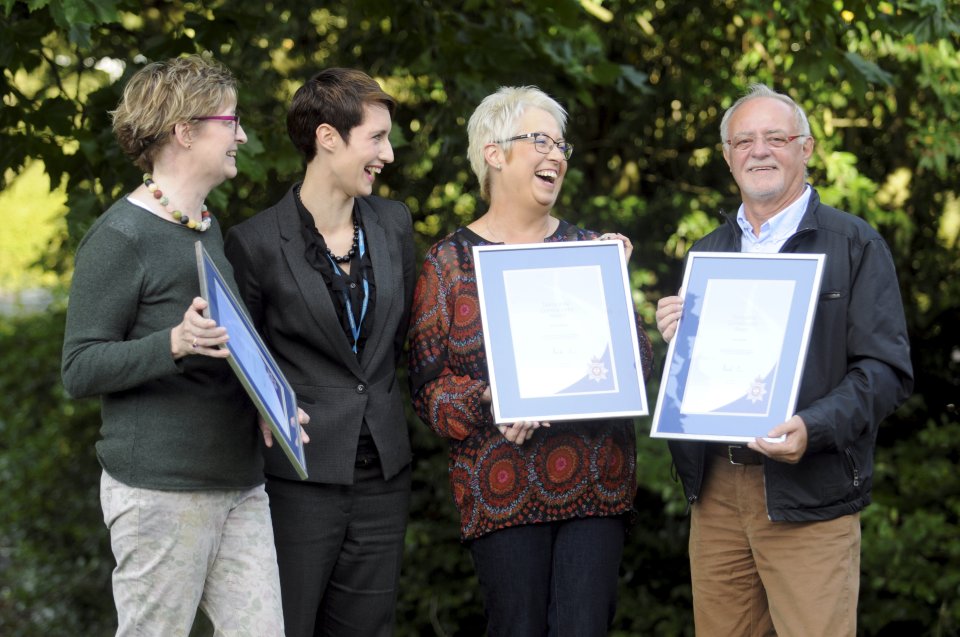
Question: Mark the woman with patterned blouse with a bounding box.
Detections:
[407,86,654,637]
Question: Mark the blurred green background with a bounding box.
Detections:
[1,1,958,635]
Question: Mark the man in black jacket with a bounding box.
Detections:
[655,84,913,636]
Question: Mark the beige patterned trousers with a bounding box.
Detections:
[100,471,285,636]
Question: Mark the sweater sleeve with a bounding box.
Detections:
[61,223,180,398]
[407,247,488,441]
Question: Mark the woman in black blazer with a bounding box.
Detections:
[225,68,415,637]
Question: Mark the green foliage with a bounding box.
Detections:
[862,410,960,635]
[1,0,959,635]
[0,308,114,637]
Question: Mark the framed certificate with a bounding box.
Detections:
[650,251,825,442]
[473,240,648,424]
[195,241,308,479]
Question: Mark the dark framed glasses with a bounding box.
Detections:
[494,132,573,160]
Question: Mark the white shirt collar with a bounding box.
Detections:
[736,185,811,253]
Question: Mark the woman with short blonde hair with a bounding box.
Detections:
[63,54,293,636]
[409,86,654,636]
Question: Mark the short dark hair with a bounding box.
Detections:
[287,68,397,163]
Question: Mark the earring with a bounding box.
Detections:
[497,163,502,170]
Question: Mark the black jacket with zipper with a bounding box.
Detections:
[668,188,914,522]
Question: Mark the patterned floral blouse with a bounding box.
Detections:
[408,220,655,540]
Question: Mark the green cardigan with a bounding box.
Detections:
[62,197,263,490]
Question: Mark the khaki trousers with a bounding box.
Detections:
[689,455,860,637]
[101,471,284,637]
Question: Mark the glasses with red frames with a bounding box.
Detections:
[191,115,240,131]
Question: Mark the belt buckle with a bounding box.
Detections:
[727,445,745,465]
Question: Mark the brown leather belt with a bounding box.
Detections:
[711,444,764,465]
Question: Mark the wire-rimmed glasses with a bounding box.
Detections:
[725,134,806,153]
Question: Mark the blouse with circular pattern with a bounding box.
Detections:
[407,220,655,540]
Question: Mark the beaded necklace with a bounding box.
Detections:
[295,185,359,263]
[142,173,212,232]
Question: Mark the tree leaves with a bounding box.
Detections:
[36,0,121,48]
[843,50,895,86]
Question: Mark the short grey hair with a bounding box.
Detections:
[467,86,568,202]
[719,83,811,144]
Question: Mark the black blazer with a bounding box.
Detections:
[225,185,416,484]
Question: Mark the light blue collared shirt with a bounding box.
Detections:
[736,185,811,253]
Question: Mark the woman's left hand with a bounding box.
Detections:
[480,386,550,445]
[484,386,549,445]
[598,232,633,261]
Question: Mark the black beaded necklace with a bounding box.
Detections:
[296,185,360,264]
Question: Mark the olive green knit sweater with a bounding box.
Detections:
[62,198,263,490]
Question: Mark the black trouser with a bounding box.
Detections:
[469,516,627,637]
[266,457,412,637]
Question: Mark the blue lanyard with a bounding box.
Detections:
[326,227,369,353]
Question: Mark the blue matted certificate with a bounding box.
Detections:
[195,242,308,479]
[650,251,825,442]
[473,241,648,423]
